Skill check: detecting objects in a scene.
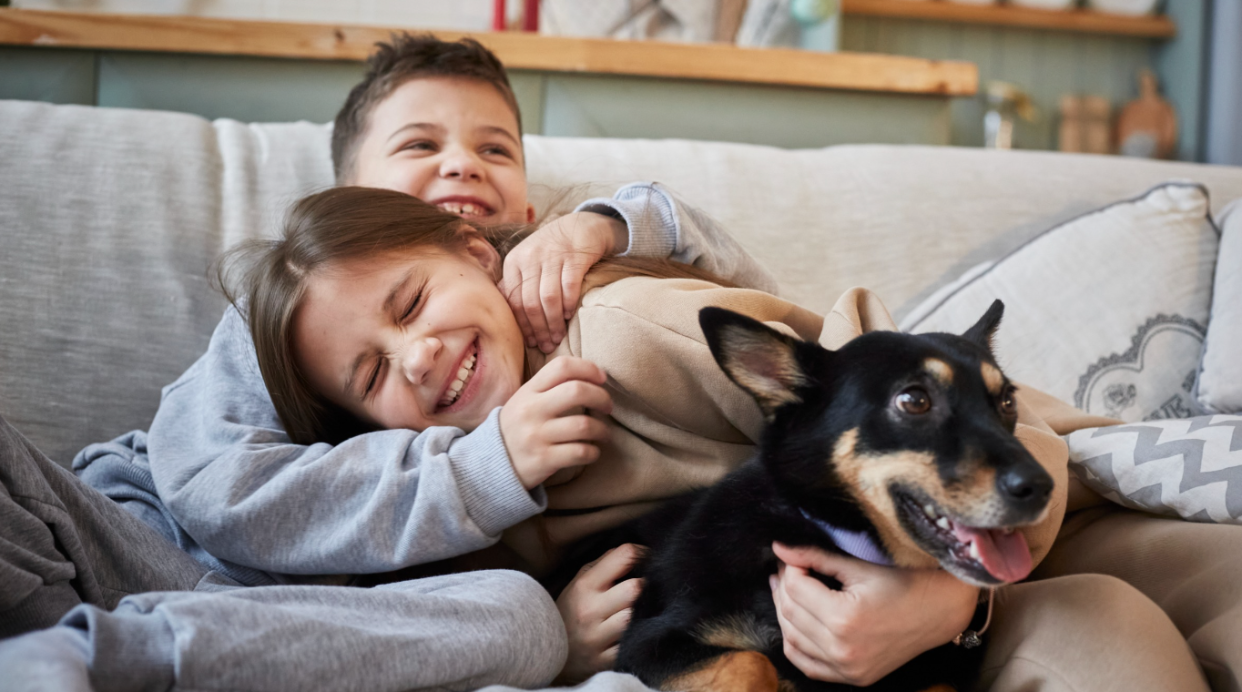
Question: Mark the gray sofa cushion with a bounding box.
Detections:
[0,101,331,464]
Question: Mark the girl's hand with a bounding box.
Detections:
[499,212,628,354]
[555,543,646,684]
[499,356,613,489]
[769,542,978,687]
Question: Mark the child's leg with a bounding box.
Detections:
[1,570,566,692]
[1034,505,1242,691]
[978,574,1209,692]
[0,414,209,638]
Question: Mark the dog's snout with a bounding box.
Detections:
[996,465,1053,509]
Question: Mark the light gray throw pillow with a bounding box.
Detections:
[901,182,1219,423]
[1196,199,1242,413]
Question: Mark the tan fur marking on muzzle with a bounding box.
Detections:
[832,433,1017,563]
[662,651,779,692]
[981,362,1004,396]
[831,430,938,569]
[923,358,954,386]
[695,613,781,652]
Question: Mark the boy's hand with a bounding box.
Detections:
[499,212,628,354]
[555,543,646,684]
[768,542,978,687]
[499,356,613,489]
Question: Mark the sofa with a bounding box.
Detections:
[2,96,1241,478]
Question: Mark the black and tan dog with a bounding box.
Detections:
[600,300,1053,692]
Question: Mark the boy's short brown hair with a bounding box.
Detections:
[332,33,522,183]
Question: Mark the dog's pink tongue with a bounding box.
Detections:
[953,525,1032,583]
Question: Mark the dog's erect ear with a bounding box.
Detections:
[962,299,1005,353]
[700,307,811,419]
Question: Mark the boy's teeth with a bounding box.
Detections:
[438,201,486,217]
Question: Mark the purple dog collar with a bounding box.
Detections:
[798,508,893,566]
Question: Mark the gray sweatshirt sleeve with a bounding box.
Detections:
[574,181,780,294]
[145,307,545,576]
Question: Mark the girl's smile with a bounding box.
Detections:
[292,238,525,433]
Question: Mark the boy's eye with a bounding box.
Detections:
[402,140,437,153]
[482,145,512,158]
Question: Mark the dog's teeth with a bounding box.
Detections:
[1002,527,1014,535]
[923,503,937,519]
[936,517,951,531]
[968,541,981,561]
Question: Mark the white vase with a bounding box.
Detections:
[1087,0,1160,15]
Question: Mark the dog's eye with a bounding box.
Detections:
[999,385,1017,415]
[895,387,932,415]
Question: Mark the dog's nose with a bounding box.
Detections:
[997,465,1053,509]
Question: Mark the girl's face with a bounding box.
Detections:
[293,235,525,433]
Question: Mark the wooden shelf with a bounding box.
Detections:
[843,0,1175,38]
[0,8,977,95]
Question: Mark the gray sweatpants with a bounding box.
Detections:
[0,415,567,692]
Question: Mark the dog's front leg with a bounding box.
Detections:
[663,650,780,692]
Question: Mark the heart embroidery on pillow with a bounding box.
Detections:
[1074,314,1206,421]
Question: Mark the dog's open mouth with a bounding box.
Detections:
[893,490,1032,584]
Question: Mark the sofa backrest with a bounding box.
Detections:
[4,99,1242,465]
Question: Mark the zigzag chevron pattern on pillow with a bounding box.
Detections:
[1067,415,1242,523]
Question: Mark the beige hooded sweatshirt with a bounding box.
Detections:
[505,278,1115,575]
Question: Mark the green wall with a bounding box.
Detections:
[0,47,956,149]
[840,0,1207,159]
[0,0,1208,157]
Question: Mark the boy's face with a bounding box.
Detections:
[350,77,534,225]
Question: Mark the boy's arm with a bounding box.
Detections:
[503,181,779,353]
[144,307,546,577]
[575,182,780,293]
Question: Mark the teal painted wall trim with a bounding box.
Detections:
[842,16,1168,155]
[1154,0,1210,161]
[0,47,96,105]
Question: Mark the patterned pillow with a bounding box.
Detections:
[901,182,1219,423]
[1066,415,1242,523]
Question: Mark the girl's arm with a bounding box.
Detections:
[144,306,546,578]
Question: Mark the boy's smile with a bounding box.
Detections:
[350,77,535,225]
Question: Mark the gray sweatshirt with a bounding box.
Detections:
[75,182,777,585]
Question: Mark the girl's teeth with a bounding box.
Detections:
[440,350,477,407]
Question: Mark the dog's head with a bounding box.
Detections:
[700,301,1052,587]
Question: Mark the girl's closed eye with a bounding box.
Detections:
[363,358,383,399]
[399,281,427,323]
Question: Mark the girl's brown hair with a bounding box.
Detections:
[219,186,731,446]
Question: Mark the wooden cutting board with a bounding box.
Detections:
[1115,69,1177,158]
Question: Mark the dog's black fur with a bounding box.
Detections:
[550,300,1053,692]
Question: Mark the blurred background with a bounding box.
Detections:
[1,0,1237,164]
